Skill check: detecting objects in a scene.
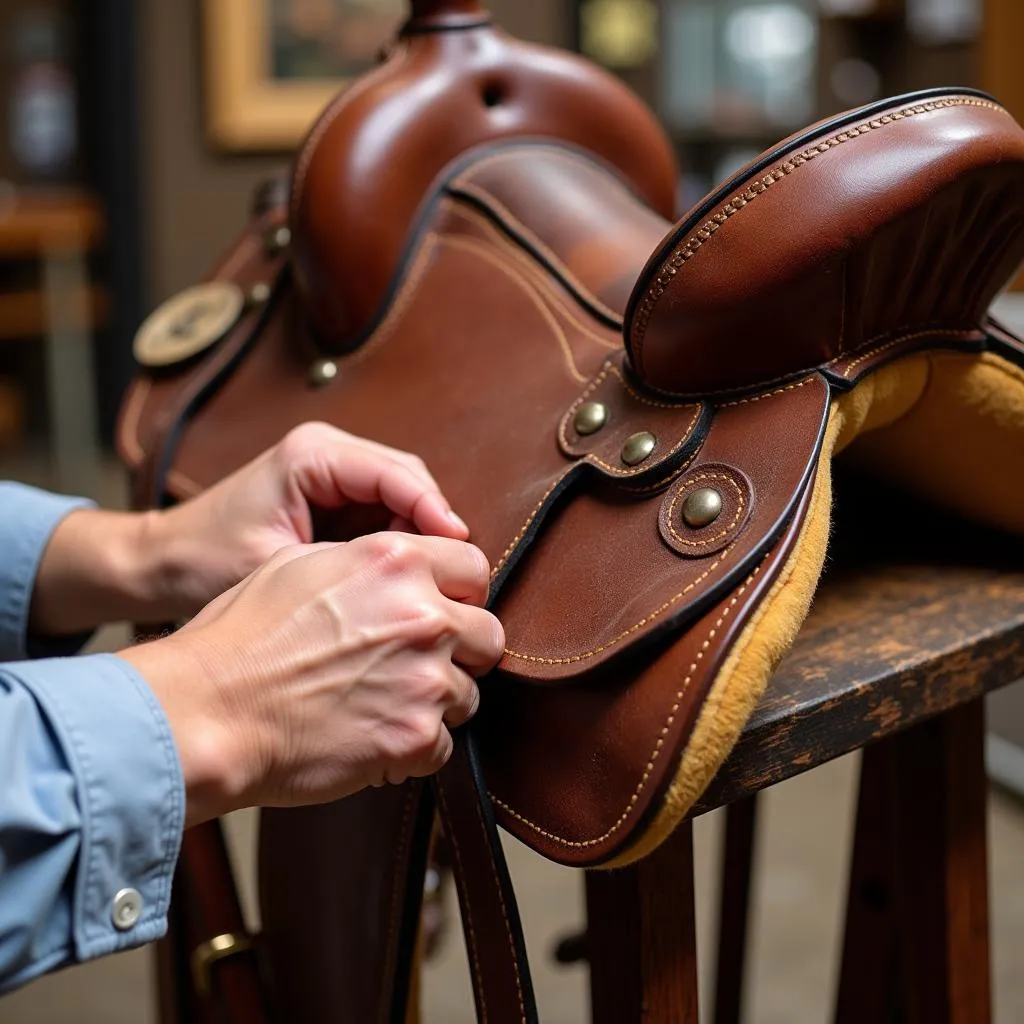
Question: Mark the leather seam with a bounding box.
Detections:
[440,234,589,383]
[558,363,703,478]
[664,472,744,547]
[490,474,571,581]
[630,96,1007,368]
[717,375,816,407]
[828,326,979,377]
[449,204,620,350]
[502,540,738,664]
[450,182,624,325]
[434,773,490,1023]
[493,562,765,847]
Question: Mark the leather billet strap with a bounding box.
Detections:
[386,733,539,1024]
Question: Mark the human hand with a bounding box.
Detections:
[146,421,469,620]
[30,423,469,636]
[119,532,503,825]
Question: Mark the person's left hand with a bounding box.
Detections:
[149,421,470,619]
[30,422,471,635]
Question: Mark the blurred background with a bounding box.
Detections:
[0,0,1023,1021]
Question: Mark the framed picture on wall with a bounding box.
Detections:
[203,0,405,152]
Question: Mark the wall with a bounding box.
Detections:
[140,0,569,306]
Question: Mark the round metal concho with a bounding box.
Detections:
[681,486,723,528]
[309,357,339,387]
[574,401,608,436]
[621,430,657,466]
[133,282,245,368]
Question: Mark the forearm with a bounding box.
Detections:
[29,507,188,636]
[0,655,183,992]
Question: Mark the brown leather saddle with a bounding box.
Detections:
[119,3,1024,1020]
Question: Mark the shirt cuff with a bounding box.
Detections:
[10,653,185,962]
[0,483,95,661]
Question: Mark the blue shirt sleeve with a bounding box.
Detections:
[0,653,184,992]
[0,482,96,661]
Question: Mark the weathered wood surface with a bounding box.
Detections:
[693,481,1024,816]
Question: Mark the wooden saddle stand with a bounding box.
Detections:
[118,2,1024,1020]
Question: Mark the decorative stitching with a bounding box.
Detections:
[452,182,624,325]
[664,472,744,547]
[718,375,816,407]
[449,203,621,350]
[502,541,738,664]
[434,773,490,1023]
[493,563,765,847]
[830,326,979,376]
[630,96,1007,366]
[439,234,589,383]
[557,361,703,478]
[490,474,571,580]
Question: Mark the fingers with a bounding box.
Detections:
[280,423,470,540]
[443,663,482,727]
[447,601,505,675]
[417,536,492,607]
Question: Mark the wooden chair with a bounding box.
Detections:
[580,475,1024,1023]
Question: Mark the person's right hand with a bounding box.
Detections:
[119,532,503,826]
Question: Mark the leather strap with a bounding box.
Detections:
[431,731,539,1024]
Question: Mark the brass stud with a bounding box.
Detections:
[248,281,271,306]
[309,357,338,387]
[265,225,291,255]
[682,487,723,528]
[621,431,656,466]
[573,401,608,436]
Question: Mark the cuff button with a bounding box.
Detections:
[112,888,143,931]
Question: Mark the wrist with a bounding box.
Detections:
[31,508,165,636]
[119,633,256,826]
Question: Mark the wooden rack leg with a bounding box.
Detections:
[713,795,759,1024]
[892,699,991,1024]
[586,820,699,1024]
[834,746,901,1024]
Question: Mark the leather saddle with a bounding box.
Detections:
[119,3,1024,1020]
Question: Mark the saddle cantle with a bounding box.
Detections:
[119,5,1024,1021]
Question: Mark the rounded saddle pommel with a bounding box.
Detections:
[624,89,1024,397]
[289,5,677,356]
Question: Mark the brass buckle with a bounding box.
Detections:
[190,931,255,996]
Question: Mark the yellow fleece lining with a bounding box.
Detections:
[603,350,1024,867]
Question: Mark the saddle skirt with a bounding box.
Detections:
[118,8,1024,1020]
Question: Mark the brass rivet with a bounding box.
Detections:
[248,281,271,305]
[309,357,338,387]
[621,431,656,466]
[265,225,291,254]
[682,487,723,528]
[574,401,608,436]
